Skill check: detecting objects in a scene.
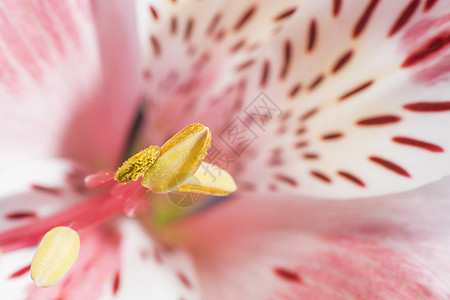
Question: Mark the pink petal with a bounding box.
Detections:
[228,0,450,198]
[136,0,299,144]
[1,220,200,300]
[0,0,140,169]
[177,176,450,299]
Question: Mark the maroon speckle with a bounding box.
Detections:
[150,35,161,56]
[332,50,353,73]
[280,40,292,79]
[295,141,309,148]
[300,107,318,121]
[31,184,61,195]
[296,127,307,135]
[274,267,302,283]
[308,74,324,90]
[402,34,450,68]
[404,101,450,112]
[357,115,401,125]
[215,29,226,42]
[275,174,298,187]
[389,0,420,37]
[289,83,302,98]
[339,80,374,101]
[260,60,270,87]
[322,132,343,140]
[269,148,283,166]
[369,156,411,177]
[235,59,255,71]
[333,0,342,17]
[230,39,246,53]
[234,5,257,31]
[274,7,297,21]
[280,110,292,122]
[6,211,37,220]
[311,170,332,183]
[353,0,380,38]
[113,272,120,295]
[9,265,31,279]
[424,0,439,11]
[307,19,317,52]
[177,272,192,289]
[184,18,194,41]
[170,16,178,35]
[303,153,319,159]
[392,136,444,152]
[149,6,158,20]
[206,13,221,36]
[337,171,366,187]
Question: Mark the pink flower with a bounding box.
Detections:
[1,0,450,299]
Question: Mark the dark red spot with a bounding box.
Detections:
[339,80,373,101]
[275,174,298,187]
[215,29,226,42]
[332,50,353,73]
[177,272,192,289]
[296,127,306,135]
[235,59,255,71]
[424,0,439,11]
[260,60,270,87]
[274,267,302,283]
[280,110,292,121]
[404,101,450,112]
[402,34,450,68]
[206,13,221,36]
[311,170,332,183]
[357,115,401,125]
[308,74,324,91]
[369,156,411,177]
[9,265,30,279]
[6,211,37,220]
[268,184,278,192]
[230,39,246,53]
[113,272,120,294]
[307,19,317,52]
[300,107,318,121]
[31,184,61,195]
[333,0,342,17]
[295,141,308,148]
[149,6,158,20]
[322,132,343,140]
[289,83,302,98]
[337,171,366,187]
[274,7,297,21]
[280,40,292,79]
[303,153,319,159]
[184,18,194,41]
[392,136,444,152]
[389,0,420,37]
[353,0,380,38]
[234,5,257,31]
[150,35,161,56]
[170,16,177,35]
[269,148,283,166]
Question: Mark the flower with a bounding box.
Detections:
[1,0,450,299]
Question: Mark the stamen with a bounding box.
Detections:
[30,226,80,288]
[115,146,160,184]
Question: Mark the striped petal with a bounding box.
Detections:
[231,0,450,198]
[0,0,140,169]
[136,0,299,144]
[178,177,450,299]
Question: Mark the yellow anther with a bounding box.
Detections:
[115,146,160,183]
[30,226,80,288]
[142,124,211,193]
[175,162,237,195]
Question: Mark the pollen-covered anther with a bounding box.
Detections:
[30,226,80,288]
[115,146,160,184]
[142,123,212,193]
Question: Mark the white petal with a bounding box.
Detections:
[232,0,450,198]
